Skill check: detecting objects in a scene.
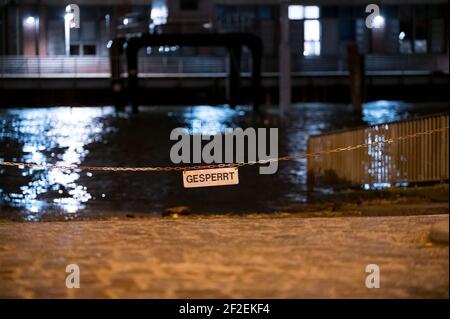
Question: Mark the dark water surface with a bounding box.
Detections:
[0,101,447,220]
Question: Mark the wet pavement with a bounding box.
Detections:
[1,101,448,220]
[0,214,447,298]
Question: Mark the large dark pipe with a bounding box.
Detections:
[228,45,241,108]
[109,37,126,110]
[347,42,365,115]
[118,33,263,113]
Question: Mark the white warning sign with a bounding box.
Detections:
[183,167,239,188]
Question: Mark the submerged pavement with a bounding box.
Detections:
[0,214,448,298]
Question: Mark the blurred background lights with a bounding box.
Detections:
[25,16,35,26]
[372,15,385,28]
[288,5,303,20]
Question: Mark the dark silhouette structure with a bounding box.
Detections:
[109,33,263,113]
[347,42,365,115]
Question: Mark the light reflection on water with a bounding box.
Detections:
[0,102,447,220]
[0,107,117,219]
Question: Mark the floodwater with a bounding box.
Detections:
[0,101,447,220]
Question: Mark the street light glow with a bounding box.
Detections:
[25,16,35,26]
[372,15,385,28]
[123,18,129,26]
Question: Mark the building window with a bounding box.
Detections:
[304,19,321,56]
[413,6,427,54]
[151,2,169,26]
[83,45,96,56]
[398,5,445,55]
[288,5,303,20]
[289,5,321,56]
[304,6,320,56]
[304,6,320,19]
[70,45,80,56]
[180,0,198,11]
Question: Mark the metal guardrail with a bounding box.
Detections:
[307,113,449,189]
[0,54,448,78]
[0,56,110,77]
[0,56,227,77]
[137,56,226,74]
[291,54,449,73]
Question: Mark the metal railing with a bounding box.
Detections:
[137,56,227,75]
[0,54,448,78]
[0,56,110,77]
[0,56,228,78]
[307,113,449,189]
[290,54,449,74]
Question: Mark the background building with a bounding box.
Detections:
[0,0,448,70]
[0,0,448,106]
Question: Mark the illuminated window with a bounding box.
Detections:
[151,3,168,26]
[304,20,321,56]
[304,6,320,19]
[303,6,320,56]
[289,5,321,56]
[288,5,303,20]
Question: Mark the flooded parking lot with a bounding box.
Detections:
[0,101,448,220]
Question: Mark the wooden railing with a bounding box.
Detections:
[307,113,449,189]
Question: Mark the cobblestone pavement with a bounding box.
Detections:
[0,214,448,298]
